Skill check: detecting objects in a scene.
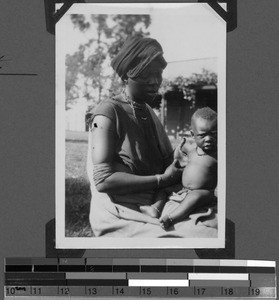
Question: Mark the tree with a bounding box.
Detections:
[66,14,151,110]
[65,51,83,108]
[108,15,151,58]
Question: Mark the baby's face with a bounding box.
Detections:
[191,117,217,153]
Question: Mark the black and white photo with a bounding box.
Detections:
[56,3,226,248]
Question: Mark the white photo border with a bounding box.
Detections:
[56,2,226,249]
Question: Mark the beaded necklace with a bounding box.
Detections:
[122,89,148,120]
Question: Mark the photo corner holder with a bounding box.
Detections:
[45,219,86,258]
[44,0,86,34]
[45,0,237,35]
[198,0,237,32]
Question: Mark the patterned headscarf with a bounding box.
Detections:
[111,35,167,80]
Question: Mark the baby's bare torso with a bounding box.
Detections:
[181,143,217,190]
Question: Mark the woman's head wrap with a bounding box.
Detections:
[111,35,167,80]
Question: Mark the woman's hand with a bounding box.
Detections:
[161,159,183,186]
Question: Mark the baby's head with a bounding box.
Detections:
[191,107,217,154]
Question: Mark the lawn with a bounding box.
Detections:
[65,131,93,237]
[65,130,182,237]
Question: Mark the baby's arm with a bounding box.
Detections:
[173,137,195,168]
[173,138,187,167]
[140,188,168,218]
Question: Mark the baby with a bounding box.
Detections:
[141,107,217,229]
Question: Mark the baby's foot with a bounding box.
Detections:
[140,206,159,218]
[159,214,174,229]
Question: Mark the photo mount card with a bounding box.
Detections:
[56,2,226,249]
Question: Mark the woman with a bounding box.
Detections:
[87,35,217,238]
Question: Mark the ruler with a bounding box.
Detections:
[4,258,276,298]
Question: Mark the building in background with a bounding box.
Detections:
[162,84,217,138]
[161,58,217,138]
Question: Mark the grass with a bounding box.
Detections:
[65,140,88,180]
[65,130,182,237]
[65,131,93,237]
[65,177,93,237]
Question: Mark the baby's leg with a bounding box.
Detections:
[140,206,159,218]
[160,189,214,229]
[140,189,168,218]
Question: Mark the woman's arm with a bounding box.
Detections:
[91,115,182,195]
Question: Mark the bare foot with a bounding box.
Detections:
[140,206,159,218]
[159,214,173,229]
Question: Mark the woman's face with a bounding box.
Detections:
[127,60,163,104]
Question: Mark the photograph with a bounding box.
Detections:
[56,2,226,248]
[2,1,279,295]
